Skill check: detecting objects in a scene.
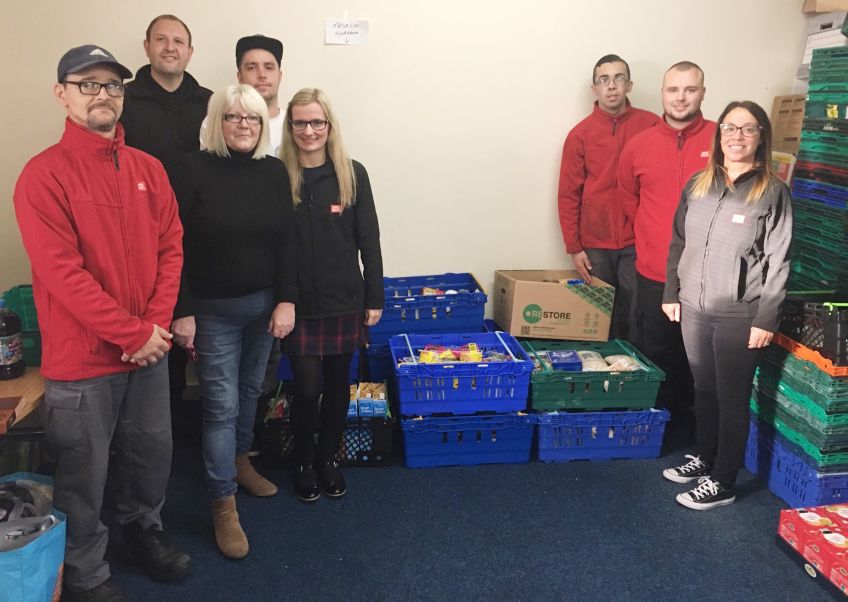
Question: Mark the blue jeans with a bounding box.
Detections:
[194,288,275,499]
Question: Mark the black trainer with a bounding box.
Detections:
[122,522,191,582]
[662,455,711,483]
[676,476,736,510]
[67,579,127,602]
[294,465,320,502]
[317,460,347,498]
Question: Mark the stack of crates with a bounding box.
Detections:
[392,331,535,468]
[746,333,848,507]
[520,339,669,462]
[791,46,848,291]
[2,285,40,367]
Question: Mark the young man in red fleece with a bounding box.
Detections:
[557,54,658,342]
[14,45,189,601]
[618,61,716,423]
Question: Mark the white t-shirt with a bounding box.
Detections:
[199,109,284,158]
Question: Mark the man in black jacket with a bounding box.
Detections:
[121,14,212,416]
[121,14,212,165]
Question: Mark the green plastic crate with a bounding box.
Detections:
[813,47,848,62]
[22,330,41,367]
[759,344,848,410]
[753,378,848,432]
[805,92,848,120]
[521,339,664,411]
[2,285,38,331]
[803,117,848,135]
[750,392,848,450]
[750,400,848,468]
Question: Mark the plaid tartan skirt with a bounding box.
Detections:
[282,312,365,356]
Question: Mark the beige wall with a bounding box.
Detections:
[0,0,806,298]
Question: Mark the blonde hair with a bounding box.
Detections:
[280,88,356,207]
[202,84,270,160]
[690,100,776,204]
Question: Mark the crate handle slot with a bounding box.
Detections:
[495,330,518,361]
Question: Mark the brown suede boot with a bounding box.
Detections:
[235,454,278,497]
[212,495,248,559]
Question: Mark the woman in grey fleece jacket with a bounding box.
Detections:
[659,100,793,511]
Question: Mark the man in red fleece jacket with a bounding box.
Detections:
[557,54,658,341]
[617,61,715,423]
[14,45,189,601]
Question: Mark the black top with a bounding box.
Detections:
[168,150,298,317]
[294,160,383,318]
[120,65,212,165]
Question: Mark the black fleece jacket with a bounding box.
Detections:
[121,65,212,165]
[294,160,384,318]
[168,150,298,318]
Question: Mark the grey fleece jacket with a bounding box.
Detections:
[663,170,793,332]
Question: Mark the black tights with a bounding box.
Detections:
[289,353,352,466]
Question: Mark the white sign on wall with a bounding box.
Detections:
[325,19,369,45]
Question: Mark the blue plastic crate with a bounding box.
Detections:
[390,332,533,416]
[745,416,848,507]
[536,409,669,462]
[368,273,487,344]
[792,179,848,209]
[365,344,392,382]
[401,413,534,468]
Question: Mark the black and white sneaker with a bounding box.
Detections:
[662,455,711,483]
[676,477,736,510]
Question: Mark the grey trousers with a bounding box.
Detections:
[42,360,172,592]
[584,245,637,342]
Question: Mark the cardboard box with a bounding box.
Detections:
[803,1,848,14]
[493,269,613,342]
[771,95,806,155]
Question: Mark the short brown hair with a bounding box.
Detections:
[146,15,192,47]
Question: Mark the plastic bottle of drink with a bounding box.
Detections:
[0,300,25,380]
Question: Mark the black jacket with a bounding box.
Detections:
[294,160,383,318]
[120,65,212,165]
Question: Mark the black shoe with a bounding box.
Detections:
[662,455,711,483]
[317,460,347,498]
[122,522,191,582]
[67,579,127,602]
[676,477,736,510]
[294,465,320,502]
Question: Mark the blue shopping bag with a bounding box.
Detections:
[0,472,65,602]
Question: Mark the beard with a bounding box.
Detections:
[87,102,119,133]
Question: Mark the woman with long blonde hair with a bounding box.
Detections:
[279,88,384,502]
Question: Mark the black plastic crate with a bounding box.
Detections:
[781,296,848,367]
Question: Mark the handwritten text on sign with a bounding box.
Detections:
[325,19,369,45]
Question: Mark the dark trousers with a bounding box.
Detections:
[681,306,761,487]
[42,361,171,592]
[635,274,694,416]
[584,245,637,342]
[289,353,353,466]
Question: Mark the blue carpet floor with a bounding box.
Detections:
[109,423,834,601]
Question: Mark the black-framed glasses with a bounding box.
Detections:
[719,123,762,137]
[223,113,262,126]
[290,119,329,131]
[594,74,629,87]
[64,80,126,97]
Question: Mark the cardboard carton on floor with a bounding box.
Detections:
[493,269,613,342]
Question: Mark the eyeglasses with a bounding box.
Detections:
[64,80,126,97]
[223,113,262,126]
[719,123,762,137]
[290,119,329,131]
[594,74,629,87]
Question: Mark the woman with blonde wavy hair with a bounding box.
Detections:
[660,100,793,510]
[279,88,384,502]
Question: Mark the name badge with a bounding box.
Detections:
[330,204,342,214]
[732,214,745,224]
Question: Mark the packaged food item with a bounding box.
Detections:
[582,359,609,372]
[421,287,445,295]
[577,350,604,362]
[604,354,643,371]
[546,350,582,371]
[459,343,482,362]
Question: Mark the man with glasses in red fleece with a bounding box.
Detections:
[14,45,189,602]
[557,54,658,342]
